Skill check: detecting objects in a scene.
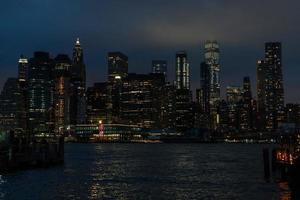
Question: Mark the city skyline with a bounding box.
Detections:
[1,1,300,102]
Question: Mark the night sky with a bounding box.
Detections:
[1,0,300,102]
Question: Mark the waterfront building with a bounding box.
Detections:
[53,54,72,134]
[175,51,190,90]
[86,82,109,124]
[257,42,285,131]
[120,73,165,129]
[152,60,167,80]
[70,38,87,125]
[73,123,142,142]
[27,52,54,134]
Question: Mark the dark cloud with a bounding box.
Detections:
[0,0,300,102]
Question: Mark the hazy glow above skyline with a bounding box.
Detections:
[1,0,300,102]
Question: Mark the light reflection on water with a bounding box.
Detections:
[278,182,292,200]
[0,144,297,200]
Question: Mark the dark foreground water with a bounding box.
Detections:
[0,144,296,200]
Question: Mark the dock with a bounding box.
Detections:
[0,131,64,173]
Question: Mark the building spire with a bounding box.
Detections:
[76,37,80,46]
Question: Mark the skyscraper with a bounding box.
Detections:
[204,40,220,108]
[200,40,221,129]
[27,52,54,134]
[18,55,28,86]
[152,60,167,80]
[70,38,86,125]
[240,77,256,131]
[176,51,190,90]
[17,55,28,130]
[257,42,284,131]
[107,52,128,123]
[53,54,71,134]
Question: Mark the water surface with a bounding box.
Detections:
[0,143,294,199]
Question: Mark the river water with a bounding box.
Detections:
[0,143,296,199]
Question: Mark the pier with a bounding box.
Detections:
[263,131,300,187]
[0,131,64,173]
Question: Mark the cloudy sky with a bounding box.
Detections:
[1,0,300,102]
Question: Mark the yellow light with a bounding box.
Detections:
[99,120,102,124]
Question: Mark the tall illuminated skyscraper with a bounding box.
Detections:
[176,51,190,90]
[201,40,220,129]
[70,38,86,125]
[257,42,284,131]
[204,40,220,107]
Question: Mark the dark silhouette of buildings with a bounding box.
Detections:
[0,40,295,138]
